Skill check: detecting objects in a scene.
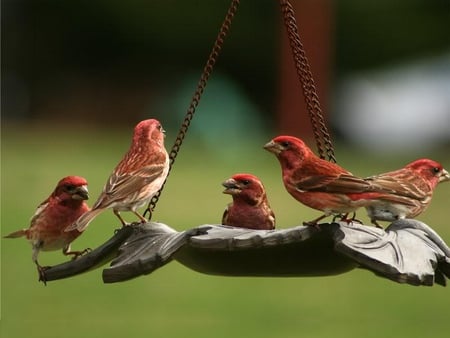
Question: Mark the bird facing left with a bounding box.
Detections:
[66,119,170,232]
[222,173,276,230]
[3,176,90,284]
[264,135,378,226]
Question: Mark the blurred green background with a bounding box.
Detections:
[2,125,449,338]
[2,0,450,337]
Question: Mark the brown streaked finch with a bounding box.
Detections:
[66,119,169,232]
[264,135,381,226]
[364,158,450,226]
[222,173,276,230]
[4,176,90,283]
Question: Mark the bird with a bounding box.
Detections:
[4,176,90,283]
[222,173,275,230]
[66,119,170,232]
[363,158,450,226]
[264,135,379,226]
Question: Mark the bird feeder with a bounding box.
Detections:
[41,0,450,287]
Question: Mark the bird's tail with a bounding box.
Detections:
[65,208,103,232]
[4,229,27,238]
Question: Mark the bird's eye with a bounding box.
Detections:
[65,184,75,191]
[432,167,440,174]
[281,141,290,148]
[242,180,250,185]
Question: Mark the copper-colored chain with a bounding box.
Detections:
[145,0,241,218]
[278,0,336,163]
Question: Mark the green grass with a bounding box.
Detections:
[2,123,449,338]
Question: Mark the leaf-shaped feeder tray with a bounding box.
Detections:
[42,220,449,287]
[172,224,356,277]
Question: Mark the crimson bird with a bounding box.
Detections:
[222,173,275,230]
[264,135,378,226]
[4,176,90,283]
[66,119,169,232]
[364,158,450,226]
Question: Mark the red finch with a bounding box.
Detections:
[222,173,276,230]
[364,158,450,226]
[4,176,90,282]
[264,136,378,226]
[66,119,169,232]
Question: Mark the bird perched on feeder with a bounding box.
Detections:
[264,136,378,226]
[222,173,275,230]
[66,119,169,232]
[4,176,90,283]
[363,158,450,226]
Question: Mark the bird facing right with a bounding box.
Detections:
[363,158,450,226]
[66,119,169,232]
[4,176,90,283]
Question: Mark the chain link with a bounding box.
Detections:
[146,0,335,218]
[144,0,241,218]
[278,0,336,163]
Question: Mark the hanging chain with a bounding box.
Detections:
[146,0,334,218]
[278,0,336,163]
[145,0,241,218]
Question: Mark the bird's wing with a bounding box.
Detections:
[93,163,167,208]
[295,174,374,193]
[367,193,422,207]
[365,171,430,201]
[29,199,51,225]
[221,208,229,225]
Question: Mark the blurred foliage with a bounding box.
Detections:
[2,0,450,122]
[1,124,450,338]
[2,0,278,121]
[335,0,450,74]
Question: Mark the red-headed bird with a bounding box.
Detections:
[66,119,169,232]
[264,136,378,226]
[222,173,275,230]
[364,158,450,226]
[4,176,90,282]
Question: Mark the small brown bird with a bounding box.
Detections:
[4,176,90,283]
[222,173,275,230]
[364,158,450,226]
[66,119,169,232]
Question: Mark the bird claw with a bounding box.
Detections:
[302,221,321,230]
[38,266,51,285]
[339,213,363,225]
[332,214,345,223]
[69,248,92,260]
[63,247,92,261]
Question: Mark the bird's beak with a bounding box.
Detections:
[263,140,280,154]
[439,169,450,183]
[72,185,89,200]
[222,178,241,195]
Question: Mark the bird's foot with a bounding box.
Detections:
[332,213,346,223]
[67,248,92,260]
[37,265,51,285]
[302,220,321,230]
[132,210,149,224]
[303,214,327,229]
[339,212,363,225]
